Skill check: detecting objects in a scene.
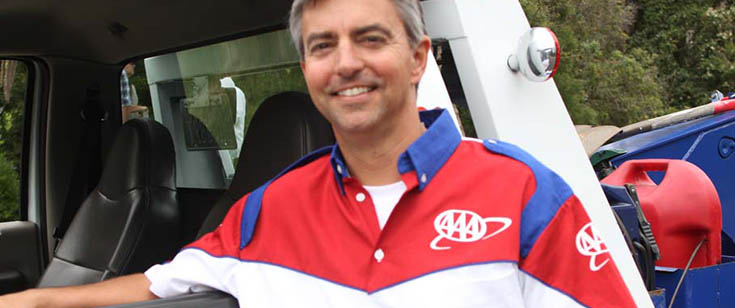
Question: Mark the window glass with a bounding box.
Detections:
[0,60,27,222]
[140,30,307,189]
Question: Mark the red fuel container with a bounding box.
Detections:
[601,159,721,268]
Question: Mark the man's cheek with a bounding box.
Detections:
[303,68,327,92]
[302,74,322,98]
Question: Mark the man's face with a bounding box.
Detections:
[300,0,428,135]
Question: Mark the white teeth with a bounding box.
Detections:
[337,87,371,97]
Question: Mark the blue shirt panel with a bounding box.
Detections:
[481,139,574,258]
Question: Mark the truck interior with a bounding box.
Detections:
[0,0,352,306]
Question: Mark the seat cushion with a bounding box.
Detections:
[38,118,179,287]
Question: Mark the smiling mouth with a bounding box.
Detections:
[333,86,377,97]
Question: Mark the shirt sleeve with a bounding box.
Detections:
[518,193,637,308]
[478,139,637,307]
[145,194,248,298]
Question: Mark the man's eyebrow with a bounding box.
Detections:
[305,32,336,47]
[351,24,393,38]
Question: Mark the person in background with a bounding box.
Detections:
[121,62,148,123]
[220,76,247,159]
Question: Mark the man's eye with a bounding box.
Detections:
[362,36,385,45]
[310,42,332,53]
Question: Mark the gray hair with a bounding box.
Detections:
[289,0,426,59]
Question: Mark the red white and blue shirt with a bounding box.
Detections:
[145,109,636,307]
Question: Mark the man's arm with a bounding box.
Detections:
[518,194,636,307]
[0,273,157,308]
[122,105,148,123]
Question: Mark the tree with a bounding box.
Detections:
[520,0,668,126]
[129,59,152,109]
[0,152,19,221]
[630,0,735,109]
[0,60,27,221]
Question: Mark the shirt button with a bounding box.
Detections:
[356,192,366,202]
[420,173,427,183]
[336,165,343,175]
[374,249,384,263]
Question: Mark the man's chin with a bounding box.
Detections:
[331,117,381,136]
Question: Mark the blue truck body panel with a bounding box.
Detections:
[601,112,735,244]
[597,111,735,307]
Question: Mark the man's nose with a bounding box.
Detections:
[335,41,364,78]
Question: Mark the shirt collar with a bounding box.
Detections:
[329,109,461,194]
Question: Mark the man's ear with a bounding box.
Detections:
[300,61,306,72]
[410,36,431,85]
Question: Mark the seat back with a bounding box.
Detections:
[196,91,334,237]
[38,119,179,287]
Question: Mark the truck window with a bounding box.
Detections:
[139,29,307,189]
[0,60,27,222]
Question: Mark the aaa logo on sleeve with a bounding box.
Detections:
[430,209,512,250]
[575,222,610,271]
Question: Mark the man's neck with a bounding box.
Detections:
[336,113,426,186]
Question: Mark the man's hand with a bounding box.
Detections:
[122,105,149,123]
[0,273,157,308]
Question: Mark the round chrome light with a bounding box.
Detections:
[507,27,560,82]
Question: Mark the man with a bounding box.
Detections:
[0,0,637,307]
[120,62,148,123]
[219,76,247,158]
[120,62,134,107]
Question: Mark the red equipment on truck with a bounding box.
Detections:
[602,159,721,268]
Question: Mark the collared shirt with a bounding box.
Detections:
[120,70,132,106]
[145,109,636,308]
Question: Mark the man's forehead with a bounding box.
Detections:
[301,0,401,35]
[305,22,394,36]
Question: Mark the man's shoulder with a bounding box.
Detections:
[457,138,546,174]
[257,146,336,199]
[456,137,572,196]
[272,146,334,183]
[222,146,334,250]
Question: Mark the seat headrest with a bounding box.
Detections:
[229,91,334,199]
[98,118,176,198]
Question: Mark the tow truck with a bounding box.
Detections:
[1,0,730,307]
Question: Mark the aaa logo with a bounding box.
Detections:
[575,222,610,271]
[430,209,512,250]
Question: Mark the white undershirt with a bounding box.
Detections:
[363,181,407,229]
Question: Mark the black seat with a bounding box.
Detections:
[196,91,334,237]
[38,119,180,287]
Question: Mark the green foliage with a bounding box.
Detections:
[231,66,308,137]
[0,63,26,173]
[0,61,25,221]
[129,59,152,109]
[630,0,735,109]
[572,45,667,125]
[520,0,668,126]
[0,153,19,221]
